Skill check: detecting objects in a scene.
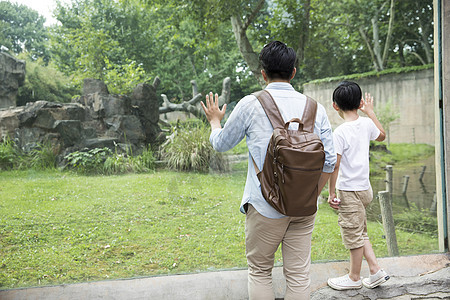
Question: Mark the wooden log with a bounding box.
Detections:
[378,191,399,256]
[385,165,393,199]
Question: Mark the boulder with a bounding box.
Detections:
[0,79,162,166]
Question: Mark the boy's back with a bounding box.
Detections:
[333,116,380,191]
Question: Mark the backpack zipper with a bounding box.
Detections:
[280,163,322,184]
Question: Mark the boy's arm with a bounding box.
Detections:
[328,154,341,210]
[360,93,386,142]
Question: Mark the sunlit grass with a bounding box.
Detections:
[0,164,438,289]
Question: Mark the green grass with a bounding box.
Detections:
[0,163,438,289]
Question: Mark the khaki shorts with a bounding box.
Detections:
[337,188,373,250]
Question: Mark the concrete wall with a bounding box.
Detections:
[303,68,434,145]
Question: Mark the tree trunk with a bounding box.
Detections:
[295,0,311,70]
[230,15,264,87]
[372,16,384,70]
[382,0,395,67]
[359,26,380,71]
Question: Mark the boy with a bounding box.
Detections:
[327,81,390,290]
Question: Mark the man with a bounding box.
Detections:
[201,41,336,300]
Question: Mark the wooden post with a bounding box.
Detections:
[385,165,393,199]
[431,192,437,214]
[402,175,410,195]
[419,165,427,182]
[378,191,399,256]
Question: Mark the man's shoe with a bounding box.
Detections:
[327,274,362,290]
[362,269,390,288]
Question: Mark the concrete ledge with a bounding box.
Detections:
[1,253,449,300]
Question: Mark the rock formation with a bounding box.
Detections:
[0,78,163,165]
[0,52,25,109]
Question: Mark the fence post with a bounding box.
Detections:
[385,165,393,199]
[402,175,410,195]
[378,191,399,256]
[419,165,426,182]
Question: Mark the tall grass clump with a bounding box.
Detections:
[26,143,58,170]
[0,137,17,170]
[103,146,156,174]
[0,137,57,170]
[162,121,229,172]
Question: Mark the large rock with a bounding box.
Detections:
[0,52,25,109]
[0,79,163,166]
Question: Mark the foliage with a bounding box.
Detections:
[16,54,79,105]
[369,142,435,177]
[64,148,113,174]
[0,137,57,171]
[0,170,438,289]
[162,122,229,172]
[26,143,58,171]
[0,137,17,170]
[376,100,401,145]
[50,0,243,98]
[0,1,49,61]
[64,146,156,175]
[394,204,438,236]
[307,64,434,85]
[103,58,148,95]
[103,146,156,175]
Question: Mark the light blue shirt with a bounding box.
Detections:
[210,82,336,219]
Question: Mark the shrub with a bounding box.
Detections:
[64,148,113,174]
[394,204,438,236]
[17,55,78,106]
[0,138,58,171]
[26,143,58,170]
[0,137,17,170]
[162,122,229,172]
[65,146,156,175]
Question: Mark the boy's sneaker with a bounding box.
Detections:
[327,274,362,290]
[362,269,390,288]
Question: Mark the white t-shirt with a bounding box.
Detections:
[333,116,381,191]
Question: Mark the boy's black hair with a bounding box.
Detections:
[332,81,362,111]
[259,41,296,81]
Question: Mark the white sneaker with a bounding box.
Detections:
[362,269,390,288]
[327,274,362,290]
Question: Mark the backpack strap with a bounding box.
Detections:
[253,90,285,129]
[301,96,318,133]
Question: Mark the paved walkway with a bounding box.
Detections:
[1,253,449,299]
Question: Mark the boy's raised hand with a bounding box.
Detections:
[201,92,227,130]
[360,92,376,117]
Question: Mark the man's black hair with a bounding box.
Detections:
[259,41,296,81]
[332,81,362,111]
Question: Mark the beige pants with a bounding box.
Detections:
[337,188,373,249]
[245,204,316,300]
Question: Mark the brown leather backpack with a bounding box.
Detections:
[251,90,325,216]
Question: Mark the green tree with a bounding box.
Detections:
[0,1,49,62]
[16,54,79,105]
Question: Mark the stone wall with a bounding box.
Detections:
[303,68,434,144]
[0,52,25,109]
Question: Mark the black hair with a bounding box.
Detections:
[259,41,296,81]
[332,81,362,111]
